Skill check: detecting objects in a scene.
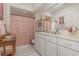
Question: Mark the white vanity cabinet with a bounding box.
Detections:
[46,37,57,56]
[34,34,40,53]
[58,38,79,56]
[34,34,46,56]
[35,33,58,56]
[38,38,45,56]
[46,41,57,56]
[34,32,79,56]
[58,46,79,56]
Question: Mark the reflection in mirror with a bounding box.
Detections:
[43,15,52,32]
[58,16,65,30]
[37,18,43,32]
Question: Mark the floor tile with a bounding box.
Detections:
[16,45,39,56]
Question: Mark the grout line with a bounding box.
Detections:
[31,45,41,56]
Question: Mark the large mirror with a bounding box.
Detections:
[38,3,79,34]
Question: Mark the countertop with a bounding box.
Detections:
[37,30,79,42]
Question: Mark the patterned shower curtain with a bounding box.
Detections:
[11,15,35,46]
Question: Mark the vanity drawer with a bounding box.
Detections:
[58,38,79,51]
[47,36,57,44]
[36,33,48,40]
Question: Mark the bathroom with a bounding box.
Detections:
[0,3,79,56]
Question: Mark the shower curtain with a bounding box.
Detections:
[11,15,35,46]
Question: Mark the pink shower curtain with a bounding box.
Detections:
[11,15,35,46]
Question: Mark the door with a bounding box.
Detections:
[58,46,79,56]
[46,41,57,56]
[11,15,35,46]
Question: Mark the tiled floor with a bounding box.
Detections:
[16,45,39,56]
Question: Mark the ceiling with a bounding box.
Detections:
[9,3,42,12]
[10,3,71,17]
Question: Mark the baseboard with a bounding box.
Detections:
[16,44,31,49]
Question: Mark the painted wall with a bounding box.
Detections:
[0,20,6,35]
[0,3,3,19]
[3,3,36,34]
[3,4,10,33]
[11,15,35,46]
[52,4,79,29]
[0,4,6,36]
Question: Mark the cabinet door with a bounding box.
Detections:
[58,46,79,56]
[34,34,40,52]
[34,34,45,56]
[38,38,45,56]
[0,3,3,19]
[46,41,57,56]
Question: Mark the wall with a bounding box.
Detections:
[0,3,3,19]
[3,3,10,33]
[3,3,35,33]
[52,4,79,29]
